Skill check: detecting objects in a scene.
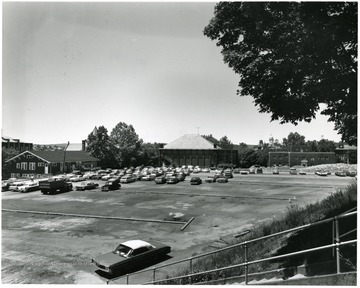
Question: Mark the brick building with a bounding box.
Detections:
[269,151,336,167]
[2,136,33,152]
[159,134,238,167]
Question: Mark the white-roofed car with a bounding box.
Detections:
[92,240,171,275]
[18,181,40,193]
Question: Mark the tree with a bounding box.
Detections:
[138,142,161,166]
[283,132,306,151]
[110,122,143,167]
[204,2,357,145]
[317,139,336,152]
[2,147,19,178]
[238,148,258,168]
[219,136,234,150]
[202,134,220,146]
[86,126,116,168]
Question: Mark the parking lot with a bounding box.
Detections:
[2,172,353,284]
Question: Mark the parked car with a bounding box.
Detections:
[249,166,256,174]
[224,170,233,178]
[216,176,229,183]
[272,167,279,174]
[9,182,27,191]
[205,175,219,183]
[69,175,85,182]
[167,176,180,184]
[120,175,136,184]
[101,174,112,181]
[176,173,186,181]
[76,181,99,191]
[335,170,347,177]
[142,174,156,181]
[289,168,297,175]
[92,239,171,275]
[101,179,121,191]
[190,177,202,185]
[240,169,249,175]
[233,168,241,174]
[18,181,40,193]
[154,176,167,184]
[2,181,10,192]
[315,170,328,176]
[201,167,210,173]
[346,170,357,177]
[299,170,307,175]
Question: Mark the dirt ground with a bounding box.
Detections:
[1,172,354,284]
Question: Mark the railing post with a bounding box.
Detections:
[126,274,129,285]
[189,258,193,284]
[335,216,341,274]
[332,219,335,258]
[153,267,156,284]
[244,241,248,285]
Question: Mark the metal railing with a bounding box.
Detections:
[107,211,357,285]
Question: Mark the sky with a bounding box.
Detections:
[2,2,343,146]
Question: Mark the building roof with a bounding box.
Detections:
[6,150,99,163]
[2,136,20,143]
[335,145,357,151]
[162,134,221,150]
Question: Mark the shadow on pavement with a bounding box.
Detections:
[95,254,173,280]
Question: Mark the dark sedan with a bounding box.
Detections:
[76,181,99,191]
[101,179,121,191]
[190,177,202,185]
[92,240,171,275]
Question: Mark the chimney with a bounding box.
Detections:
[82,140,87,151]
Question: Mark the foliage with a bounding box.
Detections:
[218,136,234,150]
[238,148,258,168]
[86,126,117,168]
[2,147,19,178]
[33,144,65,151]
[317,139,336,152]
[110,122,143,167]
[204,2,357,145]
[282,132,306,150]
[202,134,220,147]
[138,142,161,166]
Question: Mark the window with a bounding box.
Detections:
[29,162,36,170]
[16,163,20,169]
[132,247,149,256]
[38,162,44,167]
[21,162,27,170]
[52,163,57,167]
[11,173,16,178]
[26,155,33,159]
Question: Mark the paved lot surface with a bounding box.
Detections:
[2,172,353,284]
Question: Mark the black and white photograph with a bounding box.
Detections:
[2,1,357,285]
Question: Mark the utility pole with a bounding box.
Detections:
[63,141,70,173]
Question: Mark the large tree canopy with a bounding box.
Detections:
[204,2,357,145]
[110,122,143,167]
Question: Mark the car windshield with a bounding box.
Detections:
[114,244,132,257]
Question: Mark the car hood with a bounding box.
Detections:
[92,252,127,267]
